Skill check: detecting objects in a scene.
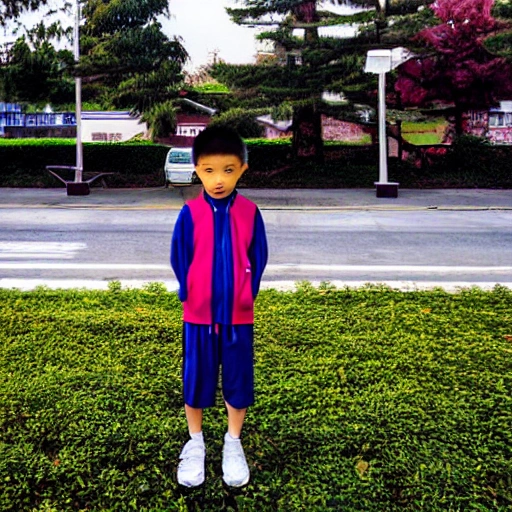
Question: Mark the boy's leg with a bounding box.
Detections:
[225,402,246,438]
[220,325,254,487]
[185,404,203,435]
[178,323,219,487]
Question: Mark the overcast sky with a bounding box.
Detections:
[1,1,363,70]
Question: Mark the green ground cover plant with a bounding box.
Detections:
[1,284,511,511]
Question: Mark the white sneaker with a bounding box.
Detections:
[222,433,250,487]
[177,438,205,487]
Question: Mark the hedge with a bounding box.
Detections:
[1,284,511,511]
[0,140,169,188]
[1,138,512,189]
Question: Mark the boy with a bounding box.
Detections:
[170,126,268,488]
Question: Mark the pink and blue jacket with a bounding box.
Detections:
[171,190,268,325]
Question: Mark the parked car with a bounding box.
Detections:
[164,147,198,186]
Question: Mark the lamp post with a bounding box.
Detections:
[364,47,414,198]
[74,0,83,185]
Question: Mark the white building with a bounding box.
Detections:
[81,111,147,142]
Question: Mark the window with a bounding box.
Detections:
[169,151,192,164]
[489,113,504,127]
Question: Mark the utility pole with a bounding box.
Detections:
[74,0,83,183]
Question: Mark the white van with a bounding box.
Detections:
[164,147,197,186]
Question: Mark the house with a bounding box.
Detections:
[175,114,210,137]
[256,114,292,139]
[0,103,76,138]
[466,101,512,144]
[256,113,371,143]
[81,111,146,142]
[166,98,216,146]
[0,103,147,141]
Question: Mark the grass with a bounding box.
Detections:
[401,118,448,145]
[402,133,443,145]
[1,283,511,511]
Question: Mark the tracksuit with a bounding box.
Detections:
[171,190,268,409]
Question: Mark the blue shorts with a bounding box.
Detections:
[182,323,254,409]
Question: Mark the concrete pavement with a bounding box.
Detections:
[0,186,510,210]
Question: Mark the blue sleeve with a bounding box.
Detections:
[248,208,268,299]
[170,205,194,302]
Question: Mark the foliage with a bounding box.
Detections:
[2,138,512,188]
[209,108,267,139]
[191,82,230,94]
[78,0,188,112]
[0,285,511,510]
[0,0,51,26]
[0,36,75,104]
[214,0,436,161]
[0,141,169,187]
[395,0,512,134]
[140,100,177,142]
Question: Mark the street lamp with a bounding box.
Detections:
[364,47,414,198]
[73,0,84,189]
[73,0,84,188]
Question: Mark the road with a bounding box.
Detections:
[1,206,511,290]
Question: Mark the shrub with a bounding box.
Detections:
[209,108,267,139]
[0,286,511,510]
[0,141,169,188]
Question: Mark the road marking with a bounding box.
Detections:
[0,262,512,273]
[0,279,511,292]
[0,242,86,259]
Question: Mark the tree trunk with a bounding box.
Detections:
[292,104,324,162]
[293,1,319,44]
[454,103,464,136]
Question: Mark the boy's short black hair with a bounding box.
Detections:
[192,125,247,165]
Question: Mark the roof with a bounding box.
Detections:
[180,98,217,116]
[256,114,292,132]
[177,114,211,125]
[81,111,140,121]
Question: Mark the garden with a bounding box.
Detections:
[1,283,511,511]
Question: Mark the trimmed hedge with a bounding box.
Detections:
[1,138,512,189]
[0,140,169,188]
[0,284,511,510]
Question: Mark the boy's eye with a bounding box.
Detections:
[225,168,234,174]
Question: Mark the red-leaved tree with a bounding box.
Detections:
[395,0,512,135]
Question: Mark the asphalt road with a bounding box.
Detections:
[1,206,511,290]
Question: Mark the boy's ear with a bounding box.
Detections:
[240,162,249,174]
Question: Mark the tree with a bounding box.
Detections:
[0,35,75,104]
[78,0,188,112]
[1,0,49,26]
[395,0,512,135]
[209,108,265,139]
[212,0,435,160]
[141,100,177,141]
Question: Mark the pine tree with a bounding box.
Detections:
[210,0,435,160]
[78,0,188,112]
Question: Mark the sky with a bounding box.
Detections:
[1,1,363,71]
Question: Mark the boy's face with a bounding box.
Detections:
[195,154,248,199]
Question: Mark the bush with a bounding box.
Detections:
[0,140,169,188]
[0,285,511,510]
[1,137,512,189]
[209,108,267,139]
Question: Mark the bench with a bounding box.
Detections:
[46,165,115,196]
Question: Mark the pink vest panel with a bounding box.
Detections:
[184,193,257,325]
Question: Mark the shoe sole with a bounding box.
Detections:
[222,474,250,488]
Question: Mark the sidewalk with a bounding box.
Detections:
[0,186,510,210]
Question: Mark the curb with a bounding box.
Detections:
[1,203,511,211]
